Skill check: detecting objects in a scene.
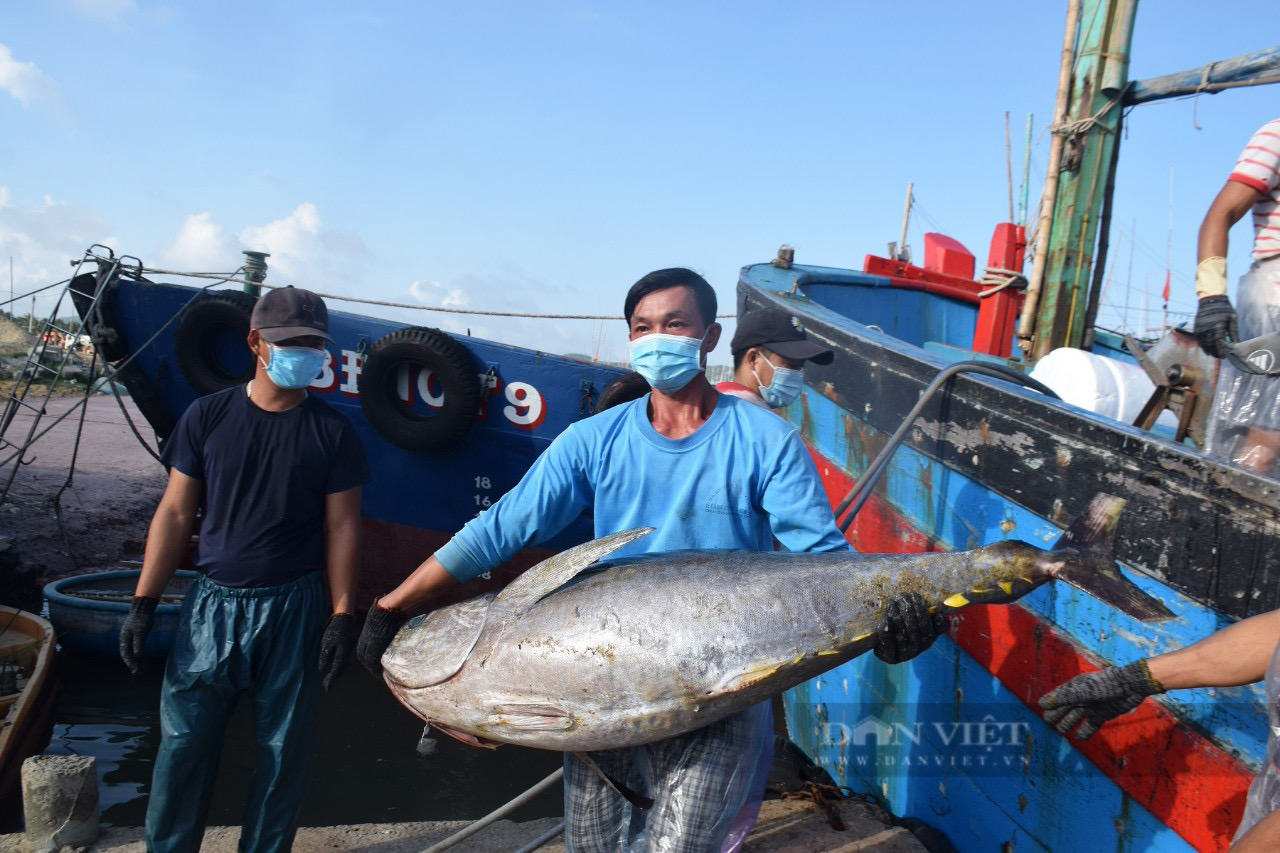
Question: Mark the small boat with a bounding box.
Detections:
[0,606,57,830]
[44,570,197,662]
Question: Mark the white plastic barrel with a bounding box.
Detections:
[1029,347,1178,430]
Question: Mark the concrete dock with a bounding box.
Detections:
[0,799,929,851]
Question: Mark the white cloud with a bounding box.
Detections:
[0,189,114,317]
[237,203,368,289]
[408,279,468,308]
[154,212,237,272]
[0,45,59,107]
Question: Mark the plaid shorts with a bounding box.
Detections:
[563,703,771,853]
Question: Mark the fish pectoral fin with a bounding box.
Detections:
[717,663,783,693]
[490,704,574,731]
[430,722,502,749]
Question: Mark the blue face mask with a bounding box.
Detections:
[753,360,805,408]
[260,343,328,390]
[629,333,706,393]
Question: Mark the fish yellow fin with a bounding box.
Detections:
[943,593,970,608]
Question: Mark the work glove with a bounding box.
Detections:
[1038,660,1166,741]
[318,613,355,692]
[357,602,405,677]
[873,592,948,664]
[1193,295,1239,359]
[119,596,158,675]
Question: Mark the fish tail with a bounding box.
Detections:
[1047,494,1174,622]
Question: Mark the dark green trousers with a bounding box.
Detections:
[146,571,326,853]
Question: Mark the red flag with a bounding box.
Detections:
[1162,270,1171,304]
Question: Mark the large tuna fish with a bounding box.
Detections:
[380,493,1172,752]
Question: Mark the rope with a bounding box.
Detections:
[1048,82,1130,140]
[1192,61,1217,131]
[977,267,1028,298]
[135,266,738,321]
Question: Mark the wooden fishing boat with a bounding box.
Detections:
[0,606,57,830]
[37,250,629,609]
[741,5,1280,852]
[44,569,197,662]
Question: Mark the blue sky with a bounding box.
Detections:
[1,0,1276,364]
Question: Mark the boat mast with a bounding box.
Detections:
[1022,0,1136,361]
[1022,0,1280,361]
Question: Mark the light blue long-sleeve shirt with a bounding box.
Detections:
[436,392,849,583]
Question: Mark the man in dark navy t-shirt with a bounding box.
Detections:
[120,286,370,853]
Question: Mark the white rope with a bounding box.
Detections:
[137,266,736,321]
[978,267,1028,298]
[1048,82,1130,140]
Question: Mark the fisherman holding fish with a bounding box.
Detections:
[1040,608,1280,851]
[1193,117,1280,476]
[357,267,946,852]
[715,308,833,410]
[119,287,369,852]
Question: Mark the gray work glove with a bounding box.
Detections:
[1193,295,1239,359]
[873,592,948,664]
[119,596,158,675]
[318,613,355,692]
[357,603,405,677]
[1038,660,1166,741]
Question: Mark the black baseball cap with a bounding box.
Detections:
[731,308,833,364]
[250,286,333,343]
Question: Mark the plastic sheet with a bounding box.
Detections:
[1234,638,1280,842]
[1205,258,1280,476]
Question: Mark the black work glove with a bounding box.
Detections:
[318,613,355,692]
[357,603,405,677]
[1038,660,1166,741]
[1193,295,1239,359]
[873,592,948,664]
[119,596,158,675]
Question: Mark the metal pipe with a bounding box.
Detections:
[1017,0,1081,354]
[512,821,566,853]
[422,768,564,853]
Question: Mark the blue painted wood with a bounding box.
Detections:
[784,641,1199,852]
[1126,46,1280,105]
[795,381,1269,763]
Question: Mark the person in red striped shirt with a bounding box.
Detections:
[1195,117,1280,475]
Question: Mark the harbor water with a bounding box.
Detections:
[42,647,564,828]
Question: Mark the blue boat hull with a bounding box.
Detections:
[739,259,1271,852]
[73,262,628,606]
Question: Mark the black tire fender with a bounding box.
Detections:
[358,327,481,452]
[174,291,258,394]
